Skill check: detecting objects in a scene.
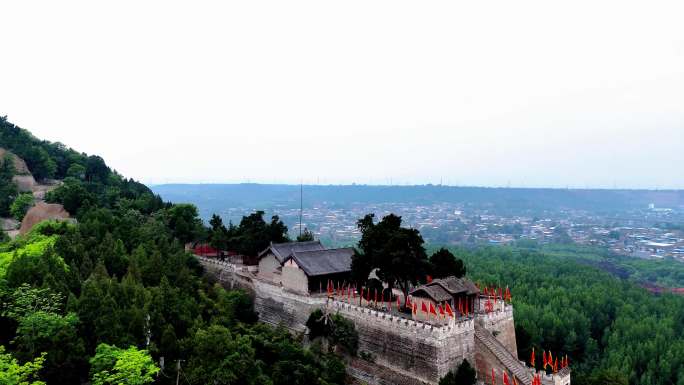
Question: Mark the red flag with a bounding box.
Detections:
[421,301,428,314]
[491,368,496,385]
[530,347,535,368]
[554,357,558,373]
[426,275,433,283]
[513,376,518,385]
[429,302,437,315]
[503,371,510,385]
[412,303,417,314]
[548,351,553,369]
[458,297,463,314]
[397,296,401,310]
[542,351,547,369]
[438,304,445,316]
[445,302,454,317]
[484,287,488,296]
[465,297,469,316]
[406,295,412,308]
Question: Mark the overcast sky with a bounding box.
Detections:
[2,1,683,189]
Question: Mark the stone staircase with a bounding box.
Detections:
[475,326,532,385]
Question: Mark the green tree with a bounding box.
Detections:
[184,325,267,385]
[10,193,34,221]
[306,309,358,355]
[233,211,289,257]
[164,204,203,244]
[351,214,429,306]
[89,344,159,385]
[429,248,466,278]
[439,359,476,385]
[0,154,18,216]
[0,346,46,385]
[66,163,86,179]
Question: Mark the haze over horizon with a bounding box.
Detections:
[2,0,683,189]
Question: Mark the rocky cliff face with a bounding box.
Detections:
[19,202,71,235]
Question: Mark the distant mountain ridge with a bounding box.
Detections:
[151,183,684,213]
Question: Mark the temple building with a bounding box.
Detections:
[409,276,479,321]
[257,241,354,294]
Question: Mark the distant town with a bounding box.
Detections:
[197,200,684,263]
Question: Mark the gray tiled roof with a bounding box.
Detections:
[411,284,452,302]
[287,247,354,277]
[410,276,479,301]
[433,276,480,295]
[258,241,325,263]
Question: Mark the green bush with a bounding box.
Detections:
[439,359,476,385]
[306,309,359,355]
[10,193,34,221]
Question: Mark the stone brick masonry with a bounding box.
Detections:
[197,256,570,385]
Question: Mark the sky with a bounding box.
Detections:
[1,1,683,189]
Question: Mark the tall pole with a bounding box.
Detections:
[299,182,303,237]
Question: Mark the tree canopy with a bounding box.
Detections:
[0,118,346,385]
[351,213,430,302]
[429,248,466,279]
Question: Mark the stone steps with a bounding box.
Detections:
[475,327,532,385]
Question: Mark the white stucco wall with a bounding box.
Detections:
[281,258,309,294]
[258,253,281,284]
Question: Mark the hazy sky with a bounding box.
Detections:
[2,1,683,189]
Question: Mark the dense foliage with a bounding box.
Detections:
[455,246,684,385]
[0,154,18,216]
[10,193,34,221]
[207,211,289,256]
[438,359,476,385]
[0,120,346,385]
[351,213,430,301]
[306,309,359,355]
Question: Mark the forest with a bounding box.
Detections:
[0,119,345,385]
[454,246,684,385]
[3,117,684,385]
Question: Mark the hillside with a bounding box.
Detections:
[0,118,346,385]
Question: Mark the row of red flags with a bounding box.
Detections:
[479,284,513,302]
[324,280,474,318]
[491,368,519,385]
[530,347,570,372]
[490,365,566,385]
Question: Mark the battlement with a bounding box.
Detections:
[195,255,569,385]
[329,299,474,339]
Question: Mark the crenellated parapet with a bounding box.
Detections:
[195,255,570,385]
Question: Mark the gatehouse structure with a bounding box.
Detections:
[196,242,571,385]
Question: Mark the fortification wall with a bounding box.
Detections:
[194,257,565,385]
[479,303,518,358]
[330,300,475,383]
[253,280,326,332]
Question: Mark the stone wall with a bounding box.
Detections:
[330,300,475,383]
[253,279,326,332]
[195,256,569,385]
[479,303,518,358]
